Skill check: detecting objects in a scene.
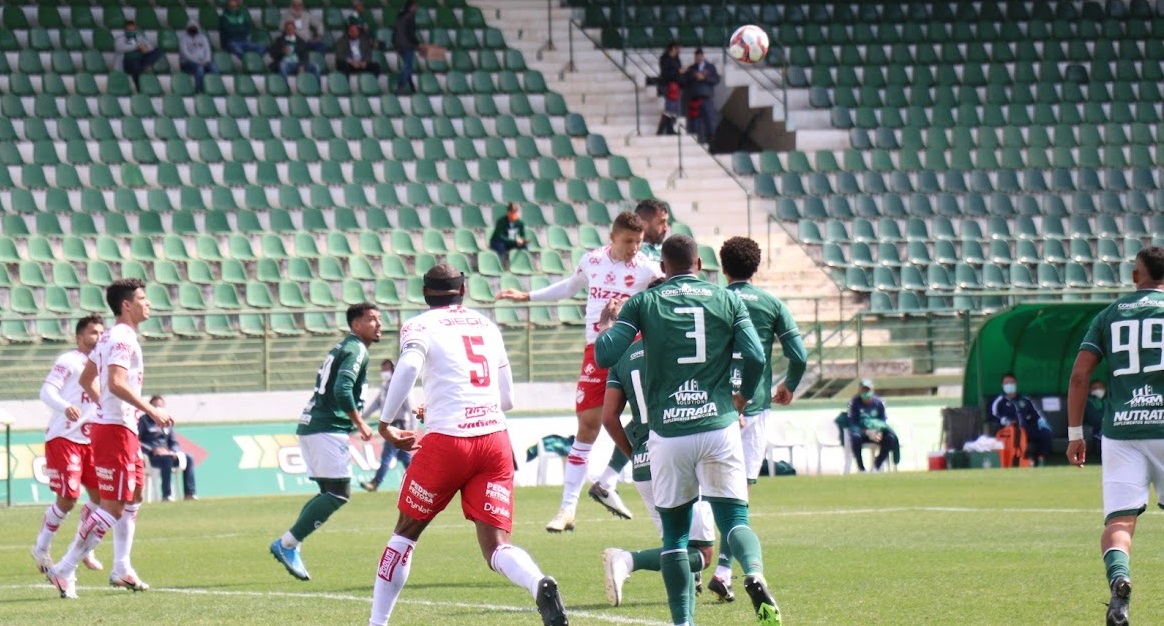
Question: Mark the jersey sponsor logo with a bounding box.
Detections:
[485,481,511,504]
[604,271,616,285]
[483,501,511,518]
[1126,385,1164,408]
[404,495,432,515]
[589,287,632,300]
[662,402,720,423]
[589,256,602,265]
[629,349,644,360]
[632,451,650,469]
[1112,409,1164,425]
[378,544,412,582]
[1118,296,1164,310]
[660,283,714,297]
[465,404,500,419]
[669,380,709,405]
[459,418,501,430]
[736,292,760,301]
[408,480,436,505]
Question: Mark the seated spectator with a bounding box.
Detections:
[1084,379,1106,459]
[846,379,901,472]
[280,0,327,53]
[348,0,376,36]
[489,202,528,264]
[270,21,321,80]
[989,372,1053,466]
[138,395,197,501]
[336,24,381,76]
[113,20,163,92]
[179,21,220,94]
[360,359,414,492]
[220,0,266,60]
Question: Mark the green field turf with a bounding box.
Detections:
[1,467,1160,625]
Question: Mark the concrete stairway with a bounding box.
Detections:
[473,0,853,320]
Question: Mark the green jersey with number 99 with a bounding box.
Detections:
[606,339,653,481]
[1079,290,1164,440]
[297,334,370,435]
[600,274,764,438]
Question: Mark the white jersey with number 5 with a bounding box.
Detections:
[399,305,509,438]
[89,323,145,432]
[43,350,97,444]
[528,246,661,344]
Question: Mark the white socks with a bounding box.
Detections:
[35,503,68,553]
[57,507,114,575]
[281,531,300,549]
[560,441,592,511]
[491,544,545,598]
[112,503,139,573]
[714,564,732,580]
[596,466,620,492]
[369,534,416,626]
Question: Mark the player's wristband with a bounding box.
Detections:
[1067,426,1084,442]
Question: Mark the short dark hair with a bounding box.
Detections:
[125,19,136,27]
[694,47,704,55]
[1001,372,1016,381]
[346,302,378,327]
[611,211,644,234]
[1136,246,1164,281]
[507,202,520,213]
[149,395,164,405]
[75,314,104,336]
[719,236,762,280]
[662,234,698,274]
[381,358,395,369]
[634,199,668,220]
[106,278,146,316]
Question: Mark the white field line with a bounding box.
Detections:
[0,584,670,625]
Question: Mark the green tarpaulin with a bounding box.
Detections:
[962,303,1112,407]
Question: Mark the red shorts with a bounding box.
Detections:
[90,423,144,503]
[575,343,609,413]
[44,438,98,500]
[398,430,515,533]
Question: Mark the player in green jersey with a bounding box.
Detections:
[590,200,673,516]
[270,302,384,581]
[596,235,781,626]
[1067,245,1164,626]
[713,236,808,601]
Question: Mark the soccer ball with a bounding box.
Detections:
[728,25,769,64]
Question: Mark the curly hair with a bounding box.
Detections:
[718,236,762,280]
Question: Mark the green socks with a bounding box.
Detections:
[660,550,693,625]
[289,493,346,542]
[631,547,703,573]
[1104,548,1131,585]
[710,500,764,575]
[608,447,630,472]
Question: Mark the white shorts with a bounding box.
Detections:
[741,410,769,482]
[634,480,716,544]
[1102,437,1164,522]
[648,423,747,509]
[299,432,352,479]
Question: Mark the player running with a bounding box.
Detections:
[711,236,808,601]
[590,200,671,518]
[48,279,173,599]
[32,314,106,575]
[1067,245,1164,626]
[370,265,568,626]
[595,235,781,626]
[598,278,718,607]
[497,211,661,532]
[270,302,381,581]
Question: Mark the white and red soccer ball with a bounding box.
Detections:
[728,25,769,64]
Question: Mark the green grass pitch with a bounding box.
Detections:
[1,467,1160,625]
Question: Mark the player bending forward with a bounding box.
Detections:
[48,279,173,599]
[598,278,718,606]
[596,235,781,626]
[498,211,661,531]
[32,315,107,575]
[370,265,568,626]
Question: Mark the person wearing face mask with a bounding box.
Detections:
[178,21,220,94]
[989,372,1053,466]
[846,379,901,472]
[360,359,415,492]
[112,20,163,92]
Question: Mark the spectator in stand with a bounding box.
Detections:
[392,0,420,95]
[220,0,266,60]
[113,20,163,92]
[138,396,197,502]
[270,21,321,80]
[489,202,528,265]
[336,24,381,76]
[989,372,1054,466]
[656,42,685,136]
[280,0,327,53]
[682,47,720,145]
[178,21,220,94]
[846,379,901,472]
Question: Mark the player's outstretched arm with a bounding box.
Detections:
[495,288,530,301]
[500,271,587,303]
[108,364,172,427]
[1066,350,1099,467]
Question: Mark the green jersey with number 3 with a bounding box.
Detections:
[606,339,653,481]
[605,274,763,438]
[1079,290,1164,440]
[727,282,803,416]
[297,334,370,435]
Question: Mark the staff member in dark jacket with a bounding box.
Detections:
[656,43,685,135]
[392,0,420,94]
[683,47,720,145]
[138,395,197,501]
[846,379,901,472]
[989,372,1053,466]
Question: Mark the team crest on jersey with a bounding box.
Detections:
[583,362,597,375]
[605,272,616,285]
[623,274,635,287]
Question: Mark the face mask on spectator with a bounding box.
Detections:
[1091,389,1106,400]
[1002,383,1017,395]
